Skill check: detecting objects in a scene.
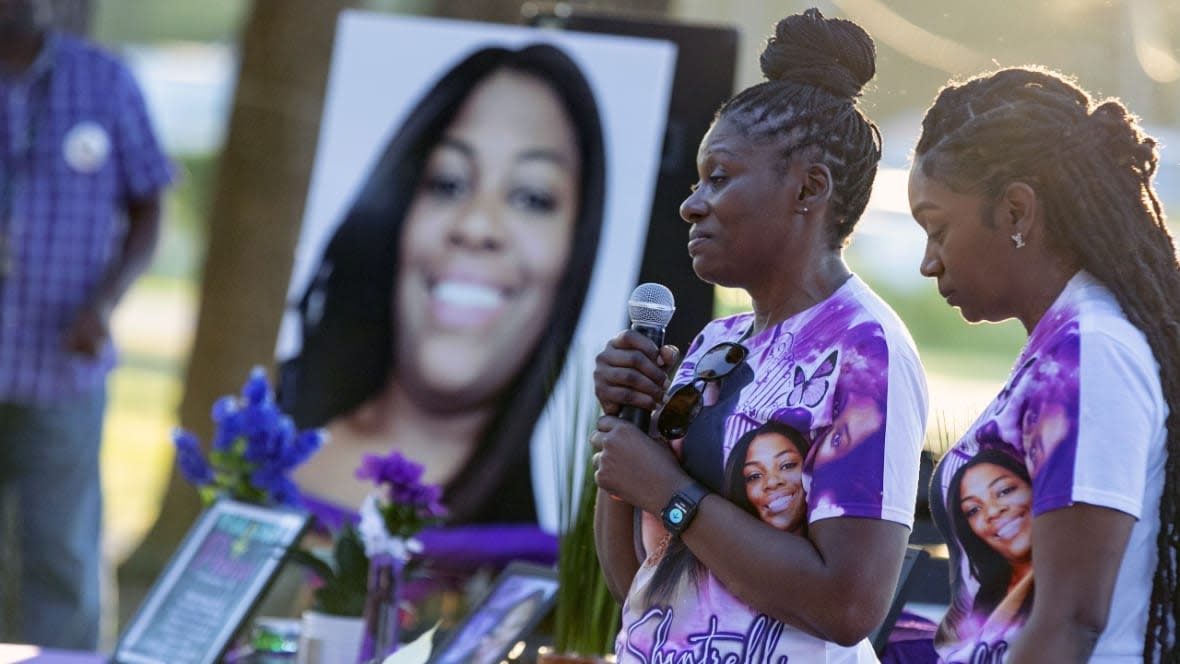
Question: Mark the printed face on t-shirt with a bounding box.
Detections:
[813,389,883,467]
[743,431,807,533]
[1021,399,1070,477]
[958,462,1033,565]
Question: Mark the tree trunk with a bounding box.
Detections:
[116,0,359,626]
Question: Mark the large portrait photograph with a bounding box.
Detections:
[274,10,676,534]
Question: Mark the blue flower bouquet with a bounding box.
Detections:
[173,365,326,507]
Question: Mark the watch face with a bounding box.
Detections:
[662,495,695,534]
[667,505,687,525]
[661,484,707,535]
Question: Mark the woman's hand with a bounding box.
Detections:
[591,414,686,515]
[593,329,678,417]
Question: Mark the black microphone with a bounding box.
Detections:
[619,282,676,433]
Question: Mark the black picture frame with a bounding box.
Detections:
[111,498,311,664]
[429,561,560,664]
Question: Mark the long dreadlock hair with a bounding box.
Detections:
[914,66,1180,662]
[646,6,884,604]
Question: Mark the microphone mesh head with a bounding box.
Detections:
[628,282,676,328]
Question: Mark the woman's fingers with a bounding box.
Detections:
[594,330,672,413]
[592,415,682,513]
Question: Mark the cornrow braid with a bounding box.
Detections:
[711,7,883,244]
[916,66,1180,662]
[720,82,882,242]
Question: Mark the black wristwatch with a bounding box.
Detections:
[660,482,710,536]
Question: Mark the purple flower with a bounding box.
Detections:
[173,428,214,486]
[356,451,424,488]
[354,451,447,537]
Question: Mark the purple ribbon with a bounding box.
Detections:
[299,494,558,572]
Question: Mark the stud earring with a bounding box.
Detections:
[796,206,809,214]
[1010,232,1025,249]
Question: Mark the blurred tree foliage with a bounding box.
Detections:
[716,279,1025,383]
[871,281,1024,358]
[90,0,1179,124]
[46,0,92,34]
[845,0,1179,124]
[93,0,248,43]
[169,155,217,237]
[677,1,1177,126]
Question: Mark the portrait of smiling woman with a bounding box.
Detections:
[939,447,1035,655]
[279,41,605,527]
[723,420,811,534]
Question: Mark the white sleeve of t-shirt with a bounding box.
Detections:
[1069,321,1165,518]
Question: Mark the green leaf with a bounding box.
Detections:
[197,486,219,507]
[289,528,370,617]
[548,357,621,656]
[333,526,371,595]
[315,585,367,617]
[287,547,336,584]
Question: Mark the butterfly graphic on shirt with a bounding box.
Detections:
[786,350,839,408]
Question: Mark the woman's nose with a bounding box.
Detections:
[448,198,505,250]
[919,243,942,278]
[680,187,707,224]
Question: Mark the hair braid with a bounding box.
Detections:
[916,65,1180,662]
[716,7,882,244]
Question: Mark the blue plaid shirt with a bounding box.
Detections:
[0,33,174,403]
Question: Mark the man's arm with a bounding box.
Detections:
[64,194,162,357]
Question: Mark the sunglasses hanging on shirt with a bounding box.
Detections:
[656,341,748,440]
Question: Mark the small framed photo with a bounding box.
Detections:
[430,561,560,664]
[112,498,311,664]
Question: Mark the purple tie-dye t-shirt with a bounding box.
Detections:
[931,272,1167,663]
[616,276,927,664]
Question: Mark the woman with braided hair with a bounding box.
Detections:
[910,66,1179,662]
[591,8,928,662]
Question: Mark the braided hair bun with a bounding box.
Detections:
[1089,100,1159,179]
[759,7,876,100]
